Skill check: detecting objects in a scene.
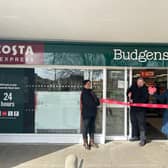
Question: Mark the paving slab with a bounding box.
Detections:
[0,142,168,168]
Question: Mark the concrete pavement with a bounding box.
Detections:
[0,141,168,168]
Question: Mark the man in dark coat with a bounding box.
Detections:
[80,80,100,150]
[127,77,149,146]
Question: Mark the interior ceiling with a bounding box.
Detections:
[0,0,168,42]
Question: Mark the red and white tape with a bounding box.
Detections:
[100,99,168,109]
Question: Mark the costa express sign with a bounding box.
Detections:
[0,43,44,64]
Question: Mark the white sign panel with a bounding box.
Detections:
[35,91,80,130]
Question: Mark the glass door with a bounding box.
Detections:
[105,69,128,140]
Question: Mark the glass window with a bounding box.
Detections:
[106,108,125,136]
[107,70,125,101]
[92,70,103,133]
[35,69,83,134]
[35,68,103,134]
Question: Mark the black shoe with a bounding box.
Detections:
[139,140,146,147]
[83,143,90,150]
[89,142,99,148]
[129,137,139,141]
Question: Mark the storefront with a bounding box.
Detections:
[0,40,168,143]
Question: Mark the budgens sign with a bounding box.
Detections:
[113,49,168,63]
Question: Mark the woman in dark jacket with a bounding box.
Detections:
[80,80,100,150]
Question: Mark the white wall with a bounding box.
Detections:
[0,0,167,42]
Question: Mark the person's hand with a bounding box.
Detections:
[148,86,157,95]
[128,92,132,103]
[129,99,133,103]
[128,92,132,99]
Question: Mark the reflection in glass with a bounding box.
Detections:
[35,69,83,91]
[107,70,125,101]
[106,108,124,136]
[106,70,125,136]
[92,70,103,133]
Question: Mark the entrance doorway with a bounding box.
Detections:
[132,69,168,140]
[105,69,128,141]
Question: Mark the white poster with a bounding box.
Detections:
[118,80,124,89]
[35,91,80,130]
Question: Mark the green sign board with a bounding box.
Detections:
[0,69,24,132]
[44,42,168,67]
[1,40,168,67]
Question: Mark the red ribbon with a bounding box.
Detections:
[100,99,168,109]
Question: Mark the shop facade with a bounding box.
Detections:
[0,40,168,143]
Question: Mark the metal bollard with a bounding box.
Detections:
[65,154,78,168]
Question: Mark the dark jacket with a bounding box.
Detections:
[155,90,168,112]
[80,88,100,119]
[127,83,149,112]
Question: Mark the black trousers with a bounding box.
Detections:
[82,117,96,140]
[130,108,146,140]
